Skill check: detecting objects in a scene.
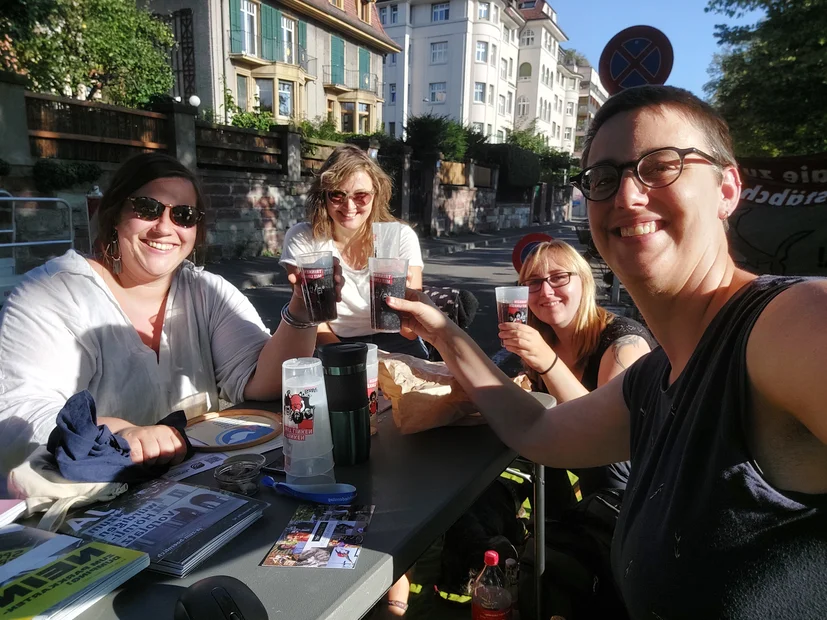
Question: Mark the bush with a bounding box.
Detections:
[477,144,540,189]
[405,114,467,161]
[33,159,102,193]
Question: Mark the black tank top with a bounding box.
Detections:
[615,276,827,618]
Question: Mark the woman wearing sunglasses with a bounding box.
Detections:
[500,240,654,510]
[280,144,427,358]
[0,152,338,476]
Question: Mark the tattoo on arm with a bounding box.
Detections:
[611,335,645,369]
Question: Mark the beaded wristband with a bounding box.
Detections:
[280,303,315,329]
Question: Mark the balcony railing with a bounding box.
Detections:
[229,31,314,73]
[323,67,381,95]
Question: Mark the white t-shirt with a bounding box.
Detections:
[0,250,272,476]
[279,222,423,337]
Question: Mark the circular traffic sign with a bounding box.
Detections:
[598,25,674,96]
[512,233,555,274]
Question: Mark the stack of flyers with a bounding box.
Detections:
[262,504,375,570]
[59,479,267,578]
[0,524,148,620]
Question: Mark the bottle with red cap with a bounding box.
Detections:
[472,550,513,620]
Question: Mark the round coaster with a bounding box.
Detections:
[186,409,283,452]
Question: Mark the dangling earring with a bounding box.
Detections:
[107,234,122,275]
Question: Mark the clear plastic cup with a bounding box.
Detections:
[369,257,408,333]
[365,344,379,435]
[282,358,336,485]
[495,286,529,325]
[296,251,338,324]
[372,222,402,258]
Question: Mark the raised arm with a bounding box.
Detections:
[387,291,632,468]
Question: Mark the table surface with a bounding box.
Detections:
[81,406,517,620]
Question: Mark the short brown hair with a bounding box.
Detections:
[306,144,395,267]
[581,85,736,169]
[96,152,207,267]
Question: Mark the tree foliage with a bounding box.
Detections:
[3,0,175,107]
[404,114,468,161]
[507,119,578,182]
[704,0,827,156]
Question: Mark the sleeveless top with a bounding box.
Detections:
[532,315,656,495]
[614,276,827,619]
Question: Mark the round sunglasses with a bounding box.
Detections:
[129,196,204,228]
[326,189,375,207]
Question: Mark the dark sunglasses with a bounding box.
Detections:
[129,196,204,228]
[326,189,375,207]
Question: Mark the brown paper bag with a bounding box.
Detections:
[377,352,484,434]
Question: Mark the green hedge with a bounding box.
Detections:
[478,143,540,188]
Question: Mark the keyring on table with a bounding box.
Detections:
[185,409,283,452]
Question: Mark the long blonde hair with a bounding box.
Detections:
[306,144,395,268]
[518,240,613,383]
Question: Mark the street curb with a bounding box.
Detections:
[420,223,576,259]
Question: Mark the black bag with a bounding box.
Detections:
[519,488,629,620]
[436,477,530,602]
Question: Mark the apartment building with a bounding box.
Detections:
[149,0,400,133]
[569,63,608,159]
[378,0,524,141]
[377,0,576,153]
[514,0,578,153]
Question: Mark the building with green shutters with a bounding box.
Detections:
[149,0,401,132]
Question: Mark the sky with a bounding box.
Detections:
[551,0,764,98]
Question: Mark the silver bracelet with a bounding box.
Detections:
[280,303,315,329]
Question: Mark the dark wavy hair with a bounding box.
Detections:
[306,144,395,269]
[95,152,207,268]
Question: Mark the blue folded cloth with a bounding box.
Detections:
[46,390,194,483]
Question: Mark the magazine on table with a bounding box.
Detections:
[0,500,26,527]
[0,523,148,620]
[262,504,375,569]
[59,479,267,578]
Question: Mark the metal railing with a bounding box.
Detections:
[0,196,80,305]
[322,67,381,95]
[228,31,315,73]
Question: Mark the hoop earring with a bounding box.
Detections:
[106,235,122,275]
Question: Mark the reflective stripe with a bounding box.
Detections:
[434,585,472,604]
[409,583,423,594]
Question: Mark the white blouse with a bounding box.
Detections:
[0,250,271,476]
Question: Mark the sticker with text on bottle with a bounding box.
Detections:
[283,385,320,440]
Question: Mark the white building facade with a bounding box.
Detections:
[378,0,525,141]
[378,0,577,153]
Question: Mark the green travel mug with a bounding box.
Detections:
[317,343,371,465]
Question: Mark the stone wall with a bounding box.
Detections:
[431,186,529,236]
[198,170,311,261]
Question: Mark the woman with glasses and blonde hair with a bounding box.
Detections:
[500,239,655,505]
[0,152,340,480]
[281,144,427,358]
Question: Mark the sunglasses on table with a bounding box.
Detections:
[326,189,375,207]
[522,272,576,293]
[570,146,721,202]
[128,196,204,228]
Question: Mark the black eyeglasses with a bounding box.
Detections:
[570,147,720,202]
[129,196,204,228]
[522,272,576,293]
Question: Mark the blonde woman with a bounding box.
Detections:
[500,240,655,501]
[281,144,427,358]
